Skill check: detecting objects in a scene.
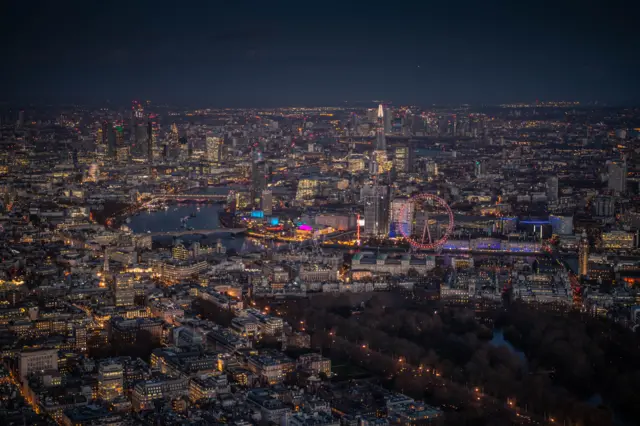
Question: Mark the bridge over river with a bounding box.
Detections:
[142,228,245,237]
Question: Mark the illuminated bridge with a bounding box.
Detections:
[143,228,245,237]
[152,193,229,201]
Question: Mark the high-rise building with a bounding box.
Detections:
[578,230,589,277]
[17,110,24,128]
[608,161,627,193]
[393,145,413,173]
[375,104,386,151]
[370,106,390,177]
[383,107,392,134]
[474,160,486,178]
[146,118,153,164]
[104,122,116,158]
[546,176,559,202]
[113,273,136,307]
[206,136,223,163]
[391,198,414,236]
[362,184,390,238]
[98,361,124,402]
[261,189,273,215]
[251,160,268,204]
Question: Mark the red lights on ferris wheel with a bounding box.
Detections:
[397,193,454,250]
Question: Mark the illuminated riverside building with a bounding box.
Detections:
[579,231,589,277]
[601,230,635,250]
[153,259,209,283]
[351,252,435,275]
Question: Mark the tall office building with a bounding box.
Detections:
[146,118,154,164]
[375,104,386,151]
[261,189,273,215]
[370,104,390,176]
[608,161,627,193]
[17,110,24,128]
[391,197,414,236]
[102,121,116,158]
[393,145,413,173]
[206,136,223,162]
[362,184,390,238]
[474,160,486,178]
[546,176,559,202]
[578,230,589,277]
[251,160,268,205]
[113,273,135,307]
[383,107,392,134]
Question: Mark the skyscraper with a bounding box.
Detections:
[206,136,222,163]
[147,118,153,164]
[391,197,414,236]
[546,176,559,202]
[474,160,486,178]
[362,184,390,238]
[113,273,135,307]
[383,107,392,134]
[608,161,627,193]
[393,145,413,173]
[261,189,273,215]
[107,123,117,158]
[578,230,589,277]
[375,104,386,151]
[370,104,390,176]
[251,160,268,205]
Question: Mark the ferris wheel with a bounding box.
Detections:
[396,193,454,250]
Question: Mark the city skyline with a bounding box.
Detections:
[2,0,639,106]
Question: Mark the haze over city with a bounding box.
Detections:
[2,0,640,106]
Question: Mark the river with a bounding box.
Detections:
[127,203,247,252]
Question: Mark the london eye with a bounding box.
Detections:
[396,193,454,250]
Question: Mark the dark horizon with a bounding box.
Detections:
[2,0,639,106]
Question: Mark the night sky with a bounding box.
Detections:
[2,0,639,106]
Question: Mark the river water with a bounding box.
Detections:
[127,203,246,252]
